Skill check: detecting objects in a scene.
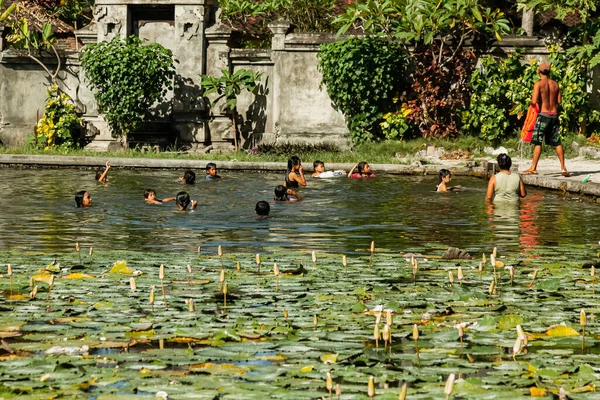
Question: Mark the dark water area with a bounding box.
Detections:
[0,168,597,255]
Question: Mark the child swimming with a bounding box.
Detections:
[255,200,270,216]
[144,189,176,205]
[178,170,196,184]
[284,156,306,188]
[176,191,197,211]
[348,161,375,178]
[436,169,461,192]
[96,161,111,182]
[205,163,222,180]
[274,185,301,202]
[75,191,92,207]
[311,160,345,178]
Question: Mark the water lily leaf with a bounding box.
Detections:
[45,261,60,272]
[32,273,53,283]
[65,273,95,279]
[498,314,523,330]
[320,353,338,364]
[299,365,313,372]
[536,278,561,291]
[546,325,579,337]
[189,362,249,375]
[529,387,547,396]
[108,260,132,274]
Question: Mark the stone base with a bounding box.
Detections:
[83,116,126,152]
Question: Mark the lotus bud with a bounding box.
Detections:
[7,264,12,277]
[336,383,341,399]
[29,276,34,288]
[188,298,195,312]
[197,245,201,254]
[374,324,379,341]
[219,269,225,283]
[458,325,464,341]
[30,285,38,299]
[49,275,54,288]
[492,247,497,258]
[312,251,317,264]
[368,376,375,398]
[256,253,261,265]
[512,335,523,357]
[326,372,333,393]
[488,280,495,295]
[448,271,454,284]
[411,256,415,267]
[375,312,382,326]
[370,241,375,254]
[149,285,155,304]
[531,269,538,280]
[382,324,390,343]
[482,253,486,265]
[76,242,80,252]
[457,266,463,282]
[186,265,192,274]
[399,382,407,400]
[89,247,93,256]
[129,277,136,292]
[314,314,318,327]
[386,310,392,326]
[283,308,288,319]
[218,245,223,257]
[580,309,587,327]
[342,255,347,268]
[273,263,280,276]
[444,374,455,397]
[236,261,241,271]
[490,254,496,268]
[478,262,483,273]
[516,325,527,346]
[412,324,419,341]
[159,264,165,280]
[509,266,515,280]
[591,266,595,277]
[223,281,228,295]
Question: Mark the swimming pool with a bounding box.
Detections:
[0,168,597,254]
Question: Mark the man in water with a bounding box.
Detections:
[523,62,570,177]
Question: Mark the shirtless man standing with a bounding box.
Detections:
[523,62,570,177]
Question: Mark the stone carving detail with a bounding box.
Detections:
[94,6,122,36]
[178,8,204,40]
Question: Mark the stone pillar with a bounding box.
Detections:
[204,20,234,150]
[0,23,6,51]
[94,4,128,43]
[522,8,535,37]
[267,20,290,143]
[172,4,208,150]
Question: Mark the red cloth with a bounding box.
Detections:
[521,104,539,143]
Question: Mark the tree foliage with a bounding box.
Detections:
[81,35,176,137]
[33,85,83,149]
[318,36,407,143]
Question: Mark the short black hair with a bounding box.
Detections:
[274,185,287,198]
[75,191,87,208]
[313,160,324,169]
[144,189,155,199]
[176,191,191,210]
[255,201,270,216]
[438,169,451,183]
[183,170,196,184]
[95,168,104,181]
[206,162,217,171]
[497,153,512,170]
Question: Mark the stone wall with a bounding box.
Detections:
[1,10,597,150]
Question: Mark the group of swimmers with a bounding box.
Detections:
[75,153,525,212]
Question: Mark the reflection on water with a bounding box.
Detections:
[0,168,597,255]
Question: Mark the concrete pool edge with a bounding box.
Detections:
[0,154,599,199]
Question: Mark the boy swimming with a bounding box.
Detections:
[144,189,176,205]
[311,160,345,178]
[205,163,222,180]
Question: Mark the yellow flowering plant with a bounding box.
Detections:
[33,86,82,149]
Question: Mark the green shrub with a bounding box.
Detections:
[317,36,407,143]
[81,35,175,138]
[32,85,82,149]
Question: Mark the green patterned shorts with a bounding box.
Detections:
[531,113,560,146]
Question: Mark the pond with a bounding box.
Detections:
[0,168,598,255]
[0,168,599,399]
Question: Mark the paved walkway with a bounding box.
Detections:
[0,154,599,199]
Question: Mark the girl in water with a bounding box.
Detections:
[348,161,375,178]
[176,191,197,211]
[75,191,92,207]
[284,156,306,188]
[486,154,527,203]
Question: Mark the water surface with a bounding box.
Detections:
[0,168,597,255]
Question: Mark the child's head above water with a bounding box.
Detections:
[176,191,195,210]
[438,169,452,183]
[313,160,325,173]
[144,189,156,200]
[255,201,270,216]
[181,170,196,184]
[274,185,287,200]
[287,156,302,172]
[206,162,217,175]
[357,161,371,175]
[75,191,92,208]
